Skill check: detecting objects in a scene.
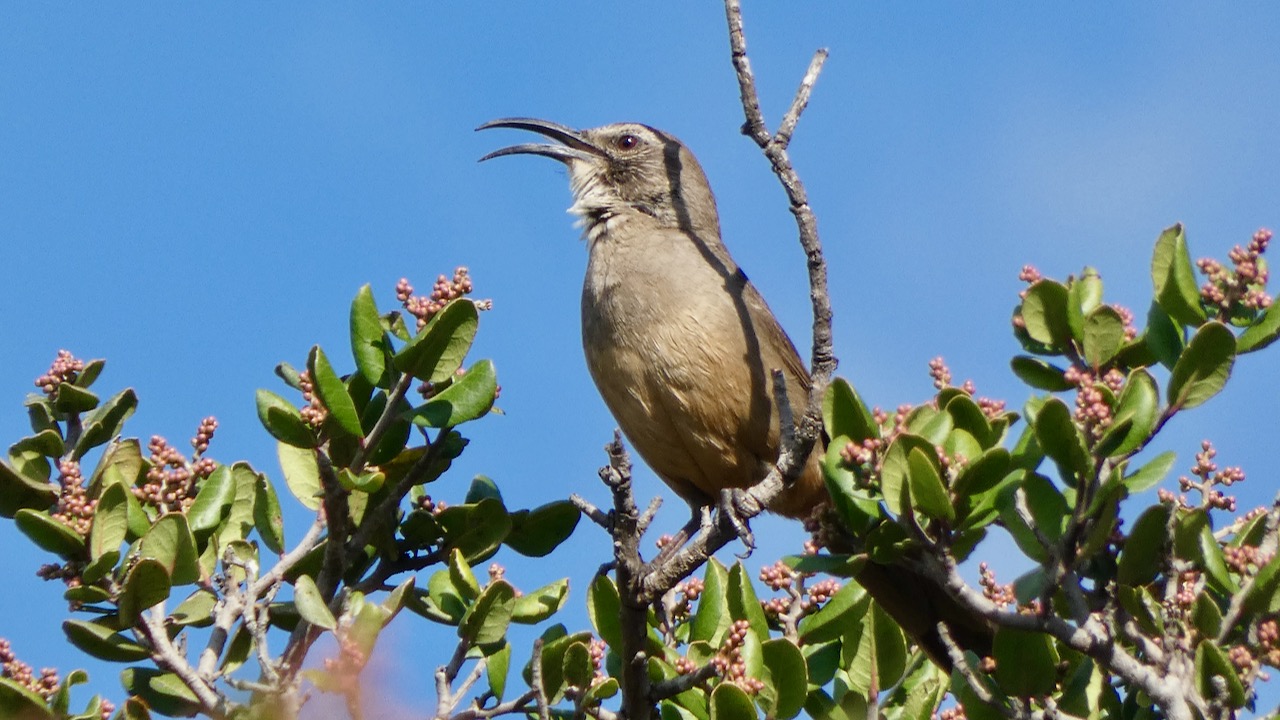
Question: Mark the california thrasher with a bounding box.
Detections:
[478,118,827,524]
[478,118,995,669]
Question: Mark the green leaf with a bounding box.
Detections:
[448,548,482,600]
[487,641,511,701]
[1238,300,1280,352]
[0,462,57,519]
[529,628,593,704]
[512,578,570,624]
[277,442,321,510]
[761,639,807,719]
[73,388,139,458]
[255,389,316,448]
[1118,503,1172,586]
[562,642,593,689]
[293,575,337,630]
[1167,321,1235,410]
[62,620,150,662]
[254,470,285,554]
[906,447,953,522]
[437,498,512,563]
[1082,305,1126,369]
[55,383,99,413]
[350,284,392,387]
[90,483,130,560]
[992,628,1058,697]
[1123,451,1177,494]
[406,359,498,428]
[393,298,480,383]
[588,575,623,647]
[1146,300,1185,370]
[1020,280,1073,351]
[119,669,199,718]
[460,576,514,645]
[307,345,364,438]
[119,559,172,626]
[505,500,580,557]
[690,559,730,645]
[0,676,55,719]
[216,462,261,549]
[822,378,878,443]
[880,433,935,516]
[727,561,769,640]
[953,447,1012,499]
[798,582,866,644]
[1067,268,1104,342]
[171,589,217,627]
[1195,642,1246,708]
[710,681,758,720]
[186,464,235,537]
[1095,369,1159,457]
[138,514,201,586]
[15,509,86,560]
[1033,397,1089,481]
[1151,223,1207,326]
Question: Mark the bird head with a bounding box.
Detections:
[478,118,720,242]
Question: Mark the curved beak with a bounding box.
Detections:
[476,117,606,163]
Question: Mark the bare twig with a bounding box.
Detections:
[650,662,718,701]
[139,603,227,718]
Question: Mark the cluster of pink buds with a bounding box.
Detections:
[711,620,765,694]
[979,563,1016,608]
[0,639,59,700]
[133,431,214,513]
[34,350,84,394]
[1174,440,1243,512]
[1197,228,1273,315]
[297,371,327,427]
[397,268,488,330]
[51,459,95,536]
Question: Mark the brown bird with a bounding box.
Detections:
[477,118,827,526]
[479,119,995,670]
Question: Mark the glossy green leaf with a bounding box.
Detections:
[1020,280,1073,350]
[89,483,129,560]
[393,298,480,383]
[1067,268,1104,341]
[1082,305,1126,369]
[798,582,866,644]
[1033,397,1089,480]
[562,642,592,689]
[253,469,285,554]
[880,433,934,516]
[728,561,769,640]
[822,377,878,443]
[512,578,570,624]
[139,514,201,586]
[15,509,86,560]
[906,447,953,522]
[529,629,592,704]
[350,284,392,386]
[62,620,150,662]
[293,575,337,630]
[55,383,99,414]
[1195,642,1246,708]
[420,570,467,624]
[1146,300,1185,370]
[119,559,171,626]
[1151,223,1207,326]
[73,388,139,459]
[307,345,364,438]
[505,500,580,557]
[1167,321,1235,410]
[711,680,758,720]
[821,437,880,536]
[1095,369,1159,457]
[1123,451,1177,494]
[186,464,235,537]
[406,359,498,428]
[447,547,482,600]
[993,627,1058,697]
[0,676,54,719]
[1117,503,1172,586]
[588,575,623,647]
[487,641,511,701]
[171,589,217,627]
[1238,300,1280,353]
[690,558,730,645]
[437,498,512,563]
[760,639,807,719]
[0,462,57,519]
[255,389,316,448]
[216,462,261,549]
[119,669,199,718]
[277,441,321,510]
[1175,511,1236,596]
[952,447,1012,499]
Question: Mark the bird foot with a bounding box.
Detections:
[718,490,755,558]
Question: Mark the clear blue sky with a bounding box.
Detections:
[2,3,1278,717]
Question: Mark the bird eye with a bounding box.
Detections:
[614,134,641,151]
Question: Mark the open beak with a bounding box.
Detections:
[476,118,606,164]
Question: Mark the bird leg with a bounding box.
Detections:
[718,489,755,558]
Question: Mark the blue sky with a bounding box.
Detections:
[2,3,1278,717]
